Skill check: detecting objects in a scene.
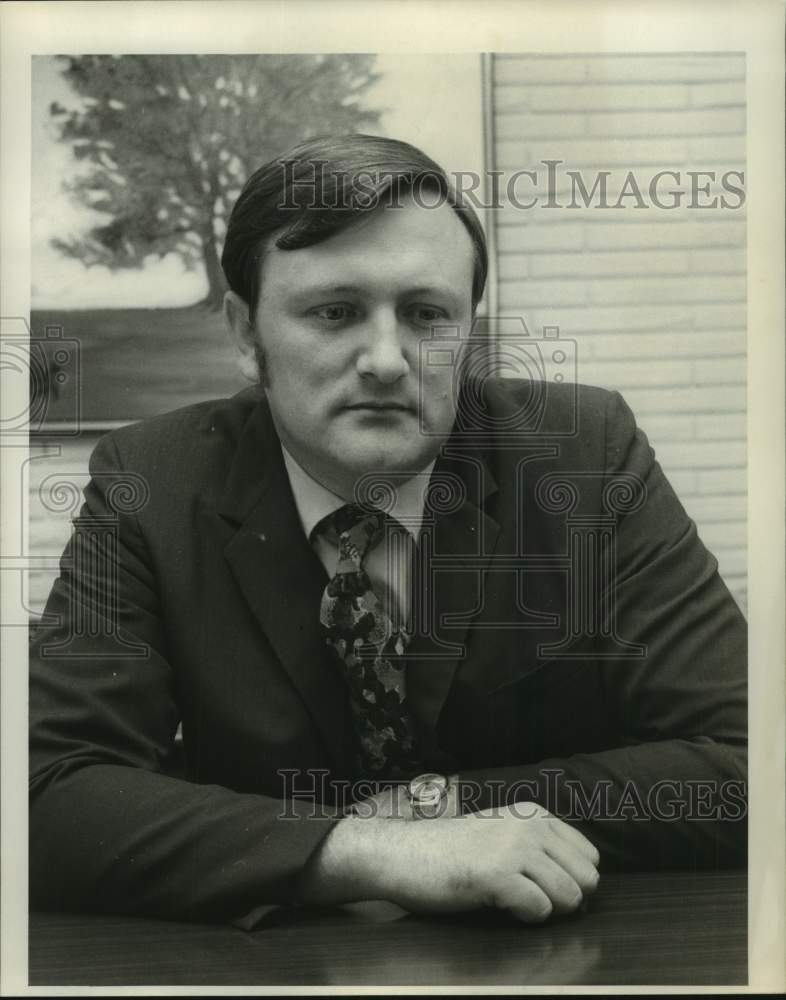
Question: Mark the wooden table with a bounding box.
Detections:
[29,870,746,987]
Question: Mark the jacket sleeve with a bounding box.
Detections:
[458,389,747,871]
[29,432,342,923]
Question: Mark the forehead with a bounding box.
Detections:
[259,196,475,300]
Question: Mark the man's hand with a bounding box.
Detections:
[299,803,600,923]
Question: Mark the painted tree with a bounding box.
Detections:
[50,54,381,308]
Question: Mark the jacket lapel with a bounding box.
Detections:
[217,396,351,773]
[406,443,500,734]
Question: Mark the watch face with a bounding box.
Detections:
[409,773,447,815]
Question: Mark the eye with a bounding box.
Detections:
[407,304,450,328]
[309,303,357,324]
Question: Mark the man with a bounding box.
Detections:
[29,135,747,927]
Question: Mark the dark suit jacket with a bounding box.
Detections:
[29,379,747,923]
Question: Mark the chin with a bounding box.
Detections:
[344,435,437,476]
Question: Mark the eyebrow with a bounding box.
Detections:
[287,284,465,307]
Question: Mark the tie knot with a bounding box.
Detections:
[312,503,387,563]
[332,503,386,538]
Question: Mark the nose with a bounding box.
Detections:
[355,308,410,384]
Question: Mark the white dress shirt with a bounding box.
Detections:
[281,445,434,632]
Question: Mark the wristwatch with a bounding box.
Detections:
[406,772,458,819]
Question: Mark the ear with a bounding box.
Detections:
[223,290,260,382]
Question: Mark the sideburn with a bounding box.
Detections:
[254,342,269,389]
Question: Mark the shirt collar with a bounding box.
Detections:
[281,444,435,543]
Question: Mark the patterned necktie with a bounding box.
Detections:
[314,503,422,779]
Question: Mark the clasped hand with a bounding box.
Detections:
[301,784,600,923]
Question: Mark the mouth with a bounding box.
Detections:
[344,402,413,413]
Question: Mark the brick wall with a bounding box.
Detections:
[490,53,747,610]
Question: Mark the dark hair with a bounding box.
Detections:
[220,134,488,322]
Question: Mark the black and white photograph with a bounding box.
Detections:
[1,0,783,993]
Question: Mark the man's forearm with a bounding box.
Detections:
[30,762,343,921]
